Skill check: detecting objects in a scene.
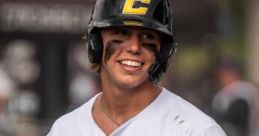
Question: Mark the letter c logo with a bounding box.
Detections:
[122,0,151,15]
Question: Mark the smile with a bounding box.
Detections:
[119,60,143,67]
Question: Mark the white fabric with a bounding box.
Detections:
[47,88,226,136]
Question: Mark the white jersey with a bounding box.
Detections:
[47,88,226,136]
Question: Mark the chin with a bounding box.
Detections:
[117,76,150,89]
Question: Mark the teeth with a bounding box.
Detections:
[121,60,141,67]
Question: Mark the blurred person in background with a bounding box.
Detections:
[68,73,97,109]
[0,68,15,136]
[251,98,259,136]
[212,57,259,136]
[0,41,40,136]
[47,0,226,135]
[68,44,99,110]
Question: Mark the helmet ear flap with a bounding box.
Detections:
[148,41,176,83]
[87,31,103,64]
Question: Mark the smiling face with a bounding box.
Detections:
[100,26,161,89]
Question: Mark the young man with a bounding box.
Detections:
[47,0,226,135]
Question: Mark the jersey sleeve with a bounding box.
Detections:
[47,128,54,136]
[46,120,59,136]
[195,124,227,136]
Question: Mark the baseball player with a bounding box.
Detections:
[47,0,226,135]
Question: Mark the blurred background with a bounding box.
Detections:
[0,0,258,136]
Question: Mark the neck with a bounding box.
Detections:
[100,80,161,124]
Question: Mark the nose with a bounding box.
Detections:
[126,34,141,55]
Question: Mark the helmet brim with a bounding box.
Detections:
[88,16,173,40]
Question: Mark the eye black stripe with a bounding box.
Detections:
[142,43,159,56]
[104,40,123,63]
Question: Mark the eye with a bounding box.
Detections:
[139,29,160,43]
[141,33,155,41]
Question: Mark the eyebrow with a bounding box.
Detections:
[104,26,158,33]
[104,26,161,41]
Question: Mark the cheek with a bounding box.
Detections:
[104,40,123,63]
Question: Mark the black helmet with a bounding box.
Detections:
[87,0,176,83]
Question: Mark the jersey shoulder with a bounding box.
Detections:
[162,89,226,136]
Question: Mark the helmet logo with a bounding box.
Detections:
[122,0,151,15]
[123,20,143,26]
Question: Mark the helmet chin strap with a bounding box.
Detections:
[148,62,167,84]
